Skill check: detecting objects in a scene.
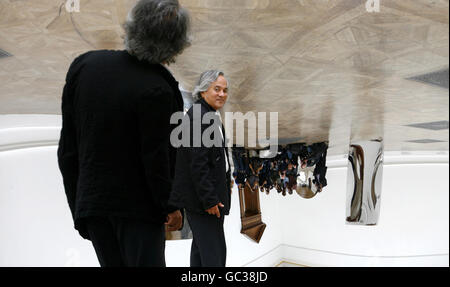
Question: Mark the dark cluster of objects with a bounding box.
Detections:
[231,142,328,196]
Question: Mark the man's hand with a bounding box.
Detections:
[165,210,183,232]
[206,203,224,218]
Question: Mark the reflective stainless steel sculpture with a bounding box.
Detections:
[346,139,384,225]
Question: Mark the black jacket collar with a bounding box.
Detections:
[125,50,180,94]
[197,97,217,112]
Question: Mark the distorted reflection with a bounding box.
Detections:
[231,142,329,198]
[346,139,384,225]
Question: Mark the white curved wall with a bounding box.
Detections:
[279,158,449,266]
[0,144,285,267]
[0,115,448,267]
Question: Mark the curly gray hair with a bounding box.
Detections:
[192,70,228,101]
[123,0,191,64]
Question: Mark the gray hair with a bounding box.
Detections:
[192,70,227,101]
[123,0,191,64]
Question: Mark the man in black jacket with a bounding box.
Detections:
[170,70,231,267]
[57,0,191,267]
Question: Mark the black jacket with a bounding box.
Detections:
[57,50,183,239]
[169,98,231,215]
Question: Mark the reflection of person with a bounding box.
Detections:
[298,142,328,192]
[170,70,231,267]
[313,146,328,192]
[231,147,247,189]
[300,142,327,168]
[298,165,315,186]
[57,0,191,267]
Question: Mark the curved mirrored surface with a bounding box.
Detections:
[231,142,329,198]
[346,139,384,225]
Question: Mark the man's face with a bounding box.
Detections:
[201,75,228,110]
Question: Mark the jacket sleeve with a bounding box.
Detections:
[137,86,179,215]
[57,80,79,220]
[57,52,92,220]
[189,120,221,210]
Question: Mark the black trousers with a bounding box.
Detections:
[84,216,166,267]
[186,211,226,267]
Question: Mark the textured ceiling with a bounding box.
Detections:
[0,0,448,154]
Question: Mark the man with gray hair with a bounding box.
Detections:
[170,70,231,267]
[57,0,190,267]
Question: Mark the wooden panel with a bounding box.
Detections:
[239,184,267,243]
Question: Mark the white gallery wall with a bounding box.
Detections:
[278,157,449,266]
[0,115,448,267]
